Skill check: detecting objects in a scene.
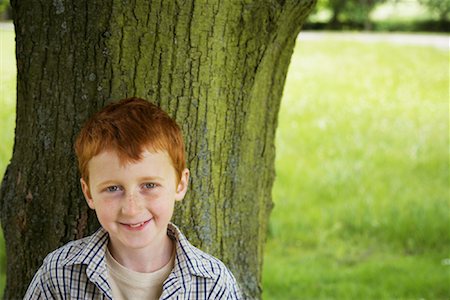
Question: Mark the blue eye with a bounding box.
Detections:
[106,186,122,193]
[143,183,156,189]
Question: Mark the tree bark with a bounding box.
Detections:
[0,0,315,298]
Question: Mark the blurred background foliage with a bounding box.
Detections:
[306,0,449,31]
[0,0,449,298]
[0,0,11,20]
[0,0,449,31]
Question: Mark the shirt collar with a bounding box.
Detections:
[63,224,213,278]
[63,227,109,268]
[62,223,214,298]
[63,227,112,298]
[161,223,215,299]
[167,223,215,279]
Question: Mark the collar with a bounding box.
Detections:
[161,223,216,299]
[63,223,215,278]
[63,227,112,298]
[62,223,215,298]
[167,223,215,279]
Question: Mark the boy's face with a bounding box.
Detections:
[80,149,189,254]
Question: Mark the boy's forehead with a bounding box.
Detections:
[92,147,168,163]
[86,149,178,184]
[87,148,173,173]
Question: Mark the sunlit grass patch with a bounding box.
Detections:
[263,39,449,299]
[0,28,16,177]
[0,27,15,297]
[265,242,449,299]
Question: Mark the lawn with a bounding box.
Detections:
[0,27,16,297]
[0,28,449,298]
[262,36,449,299]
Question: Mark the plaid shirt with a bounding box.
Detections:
[24,223,243,299]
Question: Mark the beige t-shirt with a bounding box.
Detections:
[105,248,175,300]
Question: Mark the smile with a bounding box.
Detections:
[129,222,145,228]
[120,219,152,230]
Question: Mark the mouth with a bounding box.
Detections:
[121,218,152,230]
[129,221,146,228]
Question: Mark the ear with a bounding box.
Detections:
[80,178,95,210]
[175,168,189,201]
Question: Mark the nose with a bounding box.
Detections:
[121,192,143,216]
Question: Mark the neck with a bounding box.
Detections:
[108,235,174,273]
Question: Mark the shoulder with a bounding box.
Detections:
[24,228,109,298]
[42,236,91,267]
[186,244,234,279]
[179,241,243,299]
[168,224,243,299]
[40,230,104,270]
[169,224,231,278]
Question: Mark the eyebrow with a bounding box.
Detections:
[95,176,165,188]
[95,180,119,189]
[138,176,164,182]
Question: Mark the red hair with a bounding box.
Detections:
[74,97,186,182]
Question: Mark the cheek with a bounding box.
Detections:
[150,200,173,211]
[95,206,113,220]
[93,199,119,218]
[149,195,175,215]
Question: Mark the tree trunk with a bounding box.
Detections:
[0,0,315,298]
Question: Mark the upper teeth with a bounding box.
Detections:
[130,222,144,227]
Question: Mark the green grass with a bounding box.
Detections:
[1,27,449,298]
[0,27,16,297]
[0,28,16,177]
[263,39,450,299]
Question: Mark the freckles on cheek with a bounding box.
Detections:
[150,201,165,211]
[151,199,174,212]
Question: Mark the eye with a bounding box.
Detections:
[143,183,157,190]
[106,185,122,193]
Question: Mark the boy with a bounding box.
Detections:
[25,98,242,299]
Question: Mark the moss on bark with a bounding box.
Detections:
[0,0,315,298]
